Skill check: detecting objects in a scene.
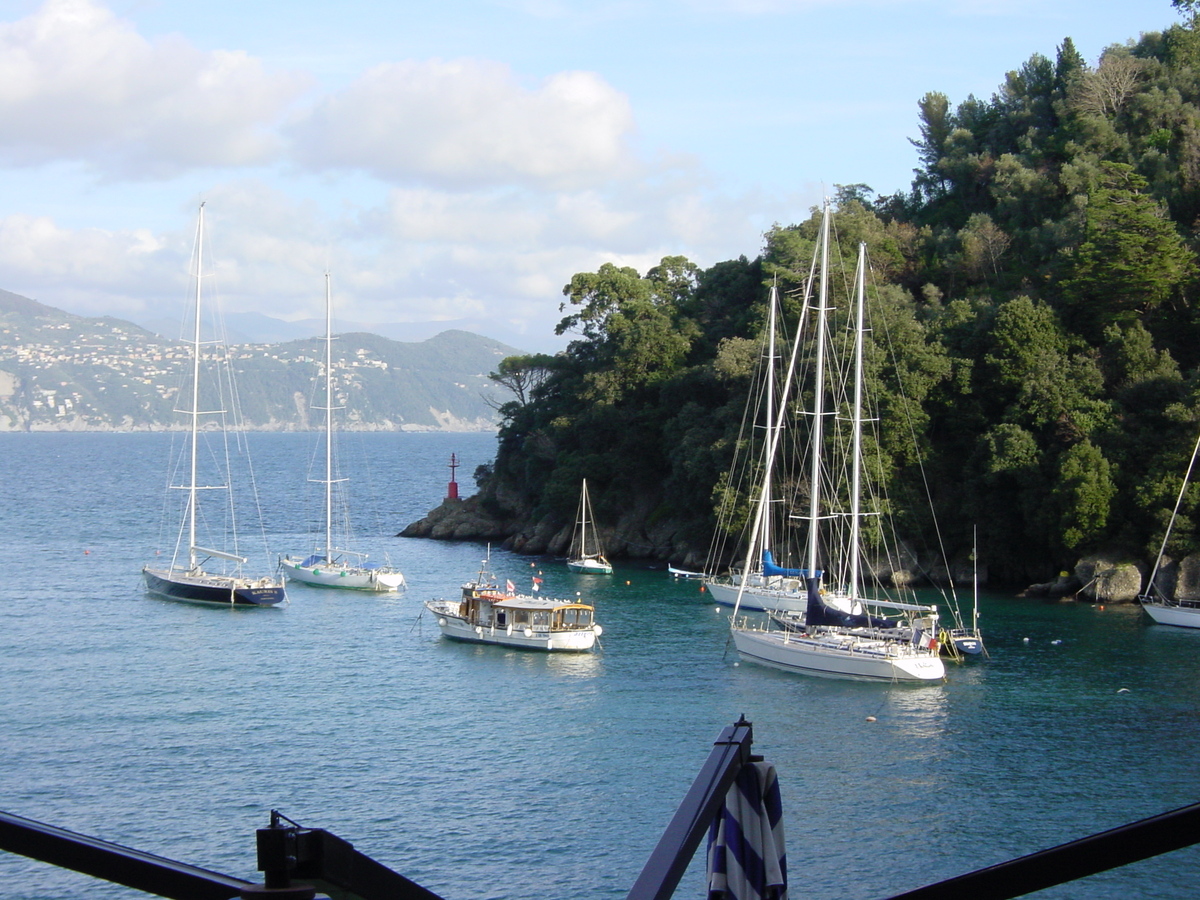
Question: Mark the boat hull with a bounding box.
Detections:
[281,557,405,592]
[567,558,612,575]
[425,601,597,651]
[731,626,945,683]
[705,579,807,613]
[143,567,286,608]
[1142,601,1200,628]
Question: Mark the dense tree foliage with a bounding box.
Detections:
[482,7,1200,583]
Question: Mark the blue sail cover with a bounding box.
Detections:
[803,576,897,629]
[761,550,819,579]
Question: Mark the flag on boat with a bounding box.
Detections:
[911,627,938,652]
[532,577,543,592]
[506,579,515,594]
[706,761,788,900]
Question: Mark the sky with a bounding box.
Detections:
[0,0,1173,352]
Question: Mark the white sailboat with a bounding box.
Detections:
[143,203,287,608]
[729,207,945,683]
[704,279,810,613]
[567,479,612,574]
[1140,428,1200,627]
[280,274,405,592]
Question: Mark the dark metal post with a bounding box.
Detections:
[625,717,754,900]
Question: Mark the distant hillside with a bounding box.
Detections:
[0,290,519,432]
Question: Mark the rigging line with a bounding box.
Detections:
[863,246,962,615]
[1146,426,1200,598]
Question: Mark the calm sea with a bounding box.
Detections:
[1,431,1199,900]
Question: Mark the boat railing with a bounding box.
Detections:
[4,719,1200,899]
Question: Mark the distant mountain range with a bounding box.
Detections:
[0,288,522,432]
[129,308,550,351]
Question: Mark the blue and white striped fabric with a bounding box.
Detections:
[706,761,788,900]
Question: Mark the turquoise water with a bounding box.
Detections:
[1,431,1199,899]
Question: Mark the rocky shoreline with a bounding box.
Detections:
[403,495,1184,605]
[399,493,708,569]
[1023,553,1192,604]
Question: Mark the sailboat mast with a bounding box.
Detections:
[324,273,334,563]
[848,242,867,598]
[806,202,831,578]
[187,203,205,572]
[580,479,589,557]
[761,283,778,567]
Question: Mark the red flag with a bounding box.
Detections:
[506,579,515,594]
[532,577,543,592]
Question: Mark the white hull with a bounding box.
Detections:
[425,600,598,651]
[567,557,612,575]
[731,626,945,683]
[1143,601,1200,628]
[281,557,405,592]
[705,578,807,613]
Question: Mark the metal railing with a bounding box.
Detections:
[2,717,1199,900]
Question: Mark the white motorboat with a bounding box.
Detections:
[426,573,602,652]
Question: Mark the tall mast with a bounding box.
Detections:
[187,203,205,571]
[323,273,334,563]
[848,242,867,598]
[761,282,778,565]
[806,202,831,578]
[579,479,588,557]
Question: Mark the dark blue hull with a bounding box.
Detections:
[142,567,286,608]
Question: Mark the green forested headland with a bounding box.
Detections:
[472,7,1200,585]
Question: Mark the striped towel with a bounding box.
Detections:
[706,761,788,900]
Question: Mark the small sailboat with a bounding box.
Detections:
[728,207,945,683]
[143,204,286,608]
[943,529,985,655]
[280,275,405,592]
[567,479,612,574]
[1140,428,1200,627]
[425,559,602,651]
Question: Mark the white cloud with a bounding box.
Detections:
[0,212,177,312]
[287,59,638,190]
[0,0,309,176]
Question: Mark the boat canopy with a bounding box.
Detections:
[761,550,819,579]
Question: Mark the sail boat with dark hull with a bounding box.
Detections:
[143,204,287,608]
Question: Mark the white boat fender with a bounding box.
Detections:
[524,627,533,637]
[506,625,513,636]
[438,617,447,627]
[475,625,483,635]
[593,624,603,636]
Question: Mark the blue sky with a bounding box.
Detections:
[0,0,1170,351]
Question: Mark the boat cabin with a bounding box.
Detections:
[458,585,595,632]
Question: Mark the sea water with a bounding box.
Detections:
[1,431,1199,900]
